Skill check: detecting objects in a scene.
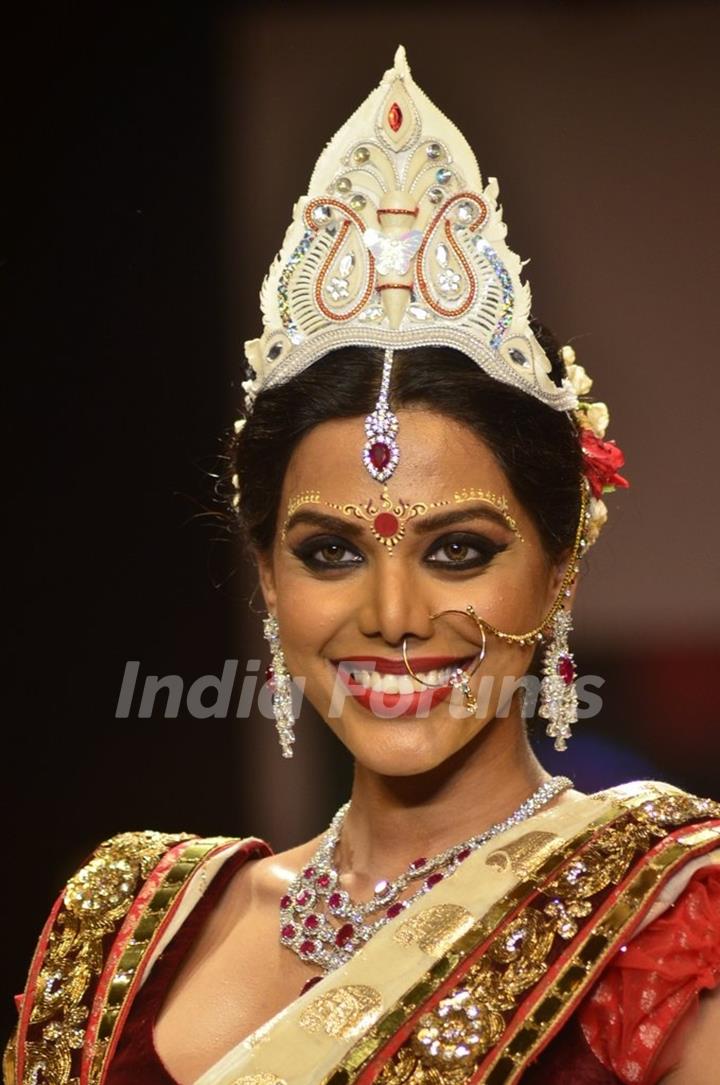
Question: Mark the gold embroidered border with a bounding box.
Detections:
[321,788,719,1085]
[482,824,719,1085]
[11,831,243,1085]
[87,837,239,1085]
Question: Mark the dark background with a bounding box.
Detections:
[4,1,719,1039]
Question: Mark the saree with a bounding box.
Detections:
[4,780,719,1085]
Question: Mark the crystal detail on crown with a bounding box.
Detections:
[242,46,578,415]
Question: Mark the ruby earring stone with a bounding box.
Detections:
[557,655,576,685]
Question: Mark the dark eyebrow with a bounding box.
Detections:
[283,503,518,540]
[412,504,517,535]
[284,510,366,539]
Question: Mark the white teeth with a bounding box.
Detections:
[345,663,463,695]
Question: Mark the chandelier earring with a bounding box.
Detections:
[538,608,578,751]
[262,613,296,758]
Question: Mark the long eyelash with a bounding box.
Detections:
[291,536,362,570]
[425,533,509,570]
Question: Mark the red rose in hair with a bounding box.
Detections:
[580,430,630,499]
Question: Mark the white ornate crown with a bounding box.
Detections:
[242,45,577,414]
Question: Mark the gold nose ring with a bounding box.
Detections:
[401,609,487,714]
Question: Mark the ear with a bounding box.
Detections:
[253,548,278,614]
[544,546,580,616]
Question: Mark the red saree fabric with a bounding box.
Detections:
[579,866,720,1085]
[104,855,719,1085]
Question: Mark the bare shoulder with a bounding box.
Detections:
[236,834,325,903]
[187,833,325,948]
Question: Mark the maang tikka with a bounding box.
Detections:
[538,608,578,751]
[262,614,296,758]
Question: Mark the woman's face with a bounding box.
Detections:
[257,409,574,776]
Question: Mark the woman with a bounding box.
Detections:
[5,45,718,1085]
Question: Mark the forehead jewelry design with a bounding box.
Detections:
[282,487,524,552]
[363,348,400,482]
[327,488,428,551]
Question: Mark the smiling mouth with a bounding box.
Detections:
[332,657,476,695]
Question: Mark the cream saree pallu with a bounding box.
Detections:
[195,782,719,1085]
[5,782,719,1085]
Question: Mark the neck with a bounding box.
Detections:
[337,714,562,896]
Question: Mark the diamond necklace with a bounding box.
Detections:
[280,775,573,975]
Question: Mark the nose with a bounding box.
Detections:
[356,550,434,647]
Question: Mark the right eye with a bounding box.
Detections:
[292,536,364,570]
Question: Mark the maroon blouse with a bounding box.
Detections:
[106,842,269,1085]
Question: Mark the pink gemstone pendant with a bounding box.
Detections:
[369,442,391,469]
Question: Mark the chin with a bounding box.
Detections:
[331,712,485,778]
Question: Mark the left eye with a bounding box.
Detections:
[426,534,506,568]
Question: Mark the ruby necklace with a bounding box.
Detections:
[279,776,572,978]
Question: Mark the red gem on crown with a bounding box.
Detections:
[388,102,403,132]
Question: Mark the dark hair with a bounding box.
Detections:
[225,323,583,562]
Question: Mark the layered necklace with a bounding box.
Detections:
[280,775,572,976]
